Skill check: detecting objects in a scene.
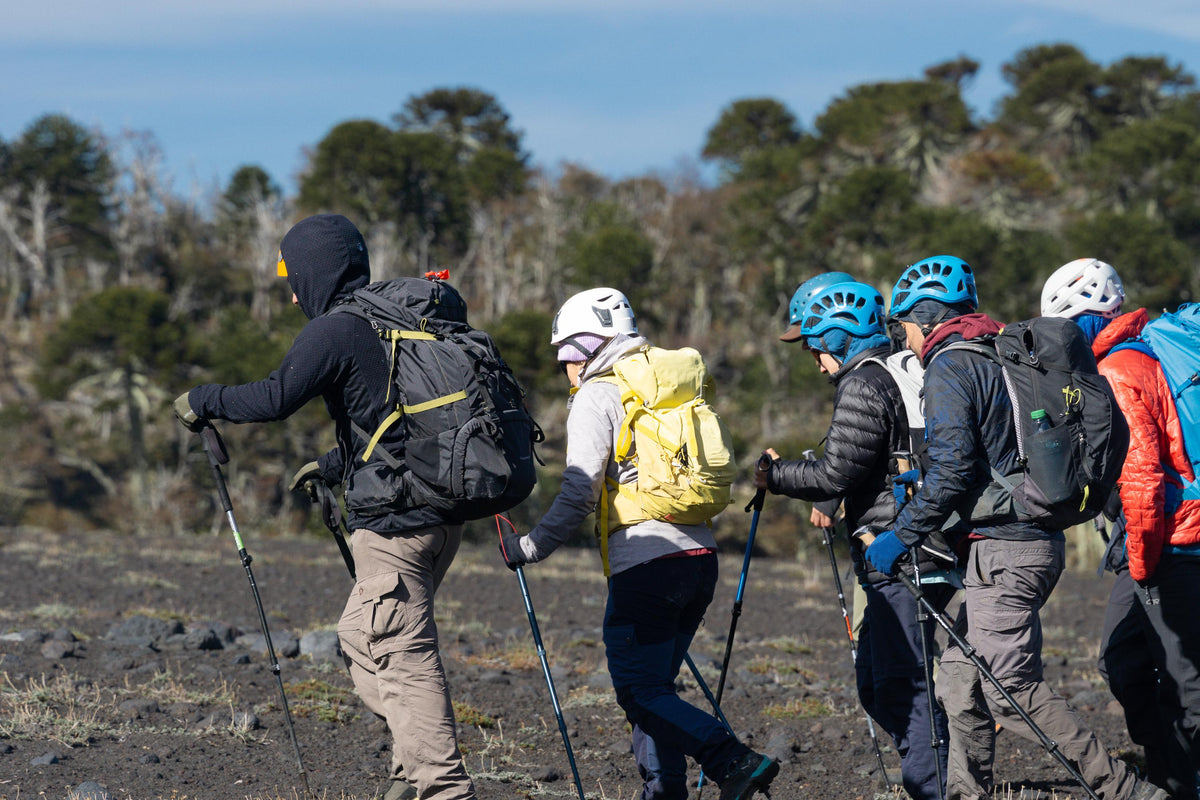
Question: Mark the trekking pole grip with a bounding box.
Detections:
[747,453,770,513]
[199,425,234,515]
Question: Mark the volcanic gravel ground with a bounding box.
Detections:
[0,526,1138,799]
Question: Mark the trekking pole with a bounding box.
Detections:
[683,652,735,734]
[803,449,891,788]
[715,453,770,704]
[910,546,946,800]
[496,517,586,800]
[868,536,1101,800]
[686,651,737,800]
[197,424,314,800]
[309,480,356,580]
[697,453,769,794]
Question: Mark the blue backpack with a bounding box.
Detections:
[1112,303,1200,513]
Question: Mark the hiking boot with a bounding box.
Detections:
[719,752,779,800]
[376,779,417,800]
[1130,780,1170,800]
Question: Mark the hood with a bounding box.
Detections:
[834,344,893,386]
[280,214,371,319]
[1092,308,1149,360]
[580,333,649,383]
[840,331,892,365]
[921,313,1005,362]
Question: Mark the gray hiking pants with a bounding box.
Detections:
[339,525,476,800]
[935,537,1141,800]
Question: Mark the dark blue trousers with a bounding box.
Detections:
[858,579,953,800]
[604,553,747,800]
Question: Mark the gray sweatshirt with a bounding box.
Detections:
[518,334,718,575]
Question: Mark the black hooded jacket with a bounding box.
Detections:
[189,214,450,534]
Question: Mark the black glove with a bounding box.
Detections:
[288,461,324,499]
[499,533,526,572]
[173,392,205,432]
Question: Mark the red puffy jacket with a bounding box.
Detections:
[1094,309,1200,581]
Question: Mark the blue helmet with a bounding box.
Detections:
[889,255,977,320]
[781,271,856,342]
[801,281,886,339]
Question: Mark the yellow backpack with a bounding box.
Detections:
[595,346,736,574]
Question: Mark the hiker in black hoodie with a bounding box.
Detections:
[174,214,475,800]
[756,274,955,800]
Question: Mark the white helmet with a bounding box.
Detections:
[550,288,638,345]
[1040,258,1125,319]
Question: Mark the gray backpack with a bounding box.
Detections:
[939,317,1129,529]
[333,277,541,521]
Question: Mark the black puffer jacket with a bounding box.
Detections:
[766,346,925,583]
[188,215,450,534]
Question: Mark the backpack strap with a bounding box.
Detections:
[589,374,625,578]
[1108,338,1155,360]
[599,477,614,577]
[934,339,1000,364]
[856,356,917,477]
[929,338,1034,518]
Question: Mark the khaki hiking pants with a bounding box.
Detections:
[338,525,476,800]
[935,537,1141,800]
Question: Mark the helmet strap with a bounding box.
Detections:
[817,334,844,362]
[561,334,602,360]
[918,304,958,337]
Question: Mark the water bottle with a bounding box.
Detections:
[1028,407,1072,502]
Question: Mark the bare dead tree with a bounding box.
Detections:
[0,180,64,327]
[110,132,168,289]
[247,194,290,322]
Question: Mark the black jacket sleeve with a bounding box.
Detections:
[189,316,346,424]
[767,371,892,502]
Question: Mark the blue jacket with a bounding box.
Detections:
[893,317,1063,547]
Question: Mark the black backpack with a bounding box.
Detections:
[334,276,541,521]
[941,317,1129,530]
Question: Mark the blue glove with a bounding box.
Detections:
[892,468,921,509]
[865,530,908,576]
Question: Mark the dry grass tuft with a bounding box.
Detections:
[453,699,496,728]
[286,678,358,724]
[0,671,112,745]
[461,639,542,672]
[760,696,832,719]
[763,635,813,655]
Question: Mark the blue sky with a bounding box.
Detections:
[3,1,1198,198]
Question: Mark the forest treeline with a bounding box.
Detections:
[1,43,1198,557]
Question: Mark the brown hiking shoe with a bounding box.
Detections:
[1130,780,1170,800]
[377,779,417,800]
